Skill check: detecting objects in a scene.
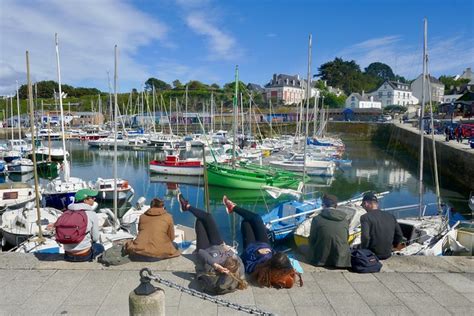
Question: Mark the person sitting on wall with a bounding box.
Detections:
[360,192,403,260]
[124,198,180,261]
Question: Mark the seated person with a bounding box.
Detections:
[307,194,351,268]
[360,192,403,259]
[124,198,180,261]
[178,194,247,294]
[222,196,302,289]
[55,189,104,262]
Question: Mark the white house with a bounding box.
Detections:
[345,92,381,109]
[369,80,418,107]
[410,75,444,103]
[265,74,306,105]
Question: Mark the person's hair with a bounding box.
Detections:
[151,198,164,208]
[252,252,300,288]
[221,257,248,290]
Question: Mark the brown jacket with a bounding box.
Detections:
[125,207,180,259]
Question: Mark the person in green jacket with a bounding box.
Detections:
[307,194,351,268]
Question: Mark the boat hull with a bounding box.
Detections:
[149,164,203,176]
[206,163,299,190]
[43,192,76,210]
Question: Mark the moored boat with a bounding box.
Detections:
[149,154,203,176]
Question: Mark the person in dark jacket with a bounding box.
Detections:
[360,192,403,259]
[178,193,247,294]
[307,194,351,268]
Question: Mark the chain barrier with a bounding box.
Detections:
[139,268,275,316]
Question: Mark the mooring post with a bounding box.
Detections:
[129,269,165,316]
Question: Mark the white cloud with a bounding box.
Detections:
[338,34,474,79]
[177,0,240,60]
[0,0,169,95]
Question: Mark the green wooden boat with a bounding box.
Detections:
[206,162,300,190]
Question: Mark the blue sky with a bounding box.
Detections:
[0,0,473,95]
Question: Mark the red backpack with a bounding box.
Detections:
[54,210,88,244]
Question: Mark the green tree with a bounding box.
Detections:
[187,80,208,90]
[210,83,220,90]
[438,75,469,93]
[364,62,395,82]
[321,92,346,108]
[144,78,171,91]
[172,80,183,89]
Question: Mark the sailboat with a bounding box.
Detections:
[41,34,88,210]
[1,50,62,249]
[206,66,302,190]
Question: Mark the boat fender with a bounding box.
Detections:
[122,180,129,189]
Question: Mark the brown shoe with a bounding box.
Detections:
[178,193,189,212]
[222,195,236,214]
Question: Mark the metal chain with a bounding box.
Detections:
[140,268,275,316]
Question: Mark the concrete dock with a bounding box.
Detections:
[0,253,472,315]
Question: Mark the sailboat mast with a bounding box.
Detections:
[302,34,312,192]
[54,33,70,181]
[418,19,427,218]
[26,50,44,241]
[10,96,14,140]
[313,95,318,136]
[424,20,442,215]
[16,81,21,139]
[185,85,188,135]
[232,66,239,168]
[113,45,118,233]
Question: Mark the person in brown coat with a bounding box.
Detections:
[124,198,180,261]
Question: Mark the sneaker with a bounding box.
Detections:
[222,195,236,214]
[178,193,189,212]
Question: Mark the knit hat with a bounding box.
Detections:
[361,192,378,204]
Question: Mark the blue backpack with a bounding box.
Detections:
[351,249,382,273]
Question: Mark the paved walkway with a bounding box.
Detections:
[394,121,473,153]
[0,253,472,315]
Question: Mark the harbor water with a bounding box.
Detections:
[1,138,471,247]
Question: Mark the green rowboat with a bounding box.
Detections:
[206,162,300,190]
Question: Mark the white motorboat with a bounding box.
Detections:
[31,146,69,162]
[7,158,34,174]
[2,150,22,163]
[269,153,336,177]
[41,177,89,210]
[88,178,135,201]
[0,182,37,213]
[25,128,62,140]
[1,202,62,247]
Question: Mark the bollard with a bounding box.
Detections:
[129,269,165,316]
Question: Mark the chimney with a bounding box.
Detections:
[370,96,373,102]
[296,75,300,80]
[362,90,365,97]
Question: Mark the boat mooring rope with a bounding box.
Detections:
[139,268,275,316]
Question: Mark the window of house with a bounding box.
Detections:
[351,96,355,101]
[378,92,383,98]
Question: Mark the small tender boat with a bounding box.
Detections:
[1,202,62,247]
[89,177,135,201]
[0,182,37,213]
[149,154,203,176]
[262,197,322,241]
[7,158,34,174]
